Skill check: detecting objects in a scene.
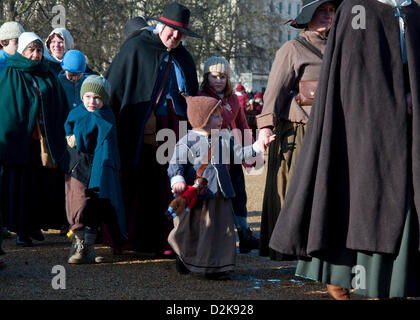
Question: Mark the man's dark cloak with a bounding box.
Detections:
[105,30,198,169]
[269,0,420,258]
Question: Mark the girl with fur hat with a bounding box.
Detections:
[198,56,260,254]
[0,32,69,247]
[168,95,274,279]
[0,21,24,72]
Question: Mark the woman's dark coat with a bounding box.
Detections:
[269,0,420,258]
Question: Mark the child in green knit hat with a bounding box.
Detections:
[64,75,127,264]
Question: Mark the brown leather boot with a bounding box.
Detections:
[327,284,351,300]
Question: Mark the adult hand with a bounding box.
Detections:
[258,127,274,148]
[172,181,187,194]
[257,134,276,152]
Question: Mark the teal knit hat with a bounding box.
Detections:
[80,75,111,105]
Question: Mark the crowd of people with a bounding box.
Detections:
[1,0,420,300]
[0,2,267,279]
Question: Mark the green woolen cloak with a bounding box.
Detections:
[0,53,69,164]
[269,0,420,258]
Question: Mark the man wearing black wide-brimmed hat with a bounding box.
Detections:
[105,2,201,257]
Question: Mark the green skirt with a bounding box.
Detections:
[259,120,306,260]
[296,205,420,298]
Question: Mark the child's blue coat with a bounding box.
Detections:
[64,104,126,234]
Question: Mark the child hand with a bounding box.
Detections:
[66,135,76,148]
[172,181,187,195]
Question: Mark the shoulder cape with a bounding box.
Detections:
[105,30,198,116]
[104,30,198,169]
[0,53,69,164]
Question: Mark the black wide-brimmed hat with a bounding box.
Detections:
[291,0,341,29]
[146,2,201,38]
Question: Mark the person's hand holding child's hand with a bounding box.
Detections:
[257,128,276,152]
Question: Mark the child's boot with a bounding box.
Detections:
[84,227,103,264]
[67,230,86,264]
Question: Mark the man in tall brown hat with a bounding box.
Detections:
[105,2,200,257]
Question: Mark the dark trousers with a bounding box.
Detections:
[229,163,248,219]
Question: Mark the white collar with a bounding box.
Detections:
[192,129,210,136]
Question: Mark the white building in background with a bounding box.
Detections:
[231,0,302,94]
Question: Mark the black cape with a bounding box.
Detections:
[269,0,420,258]
[105,30,198,168]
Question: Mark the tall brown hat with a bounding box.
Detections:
[184,94,222,129]
[146,2,201,38]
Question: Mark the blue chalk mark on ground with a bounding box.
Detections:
[289,279,305,286]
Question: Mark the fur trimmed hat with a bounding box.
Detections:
[184,94,222,129]
[203,56,231,76]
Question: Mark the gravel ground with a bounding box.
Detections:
[0,155,369,301]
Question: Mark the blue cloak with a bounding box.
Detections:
[65,104,126,235]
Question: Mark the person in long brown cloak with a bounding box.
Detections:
[266,0,420,299]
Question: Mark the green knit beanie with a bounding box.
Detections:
[80,75,111,105]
